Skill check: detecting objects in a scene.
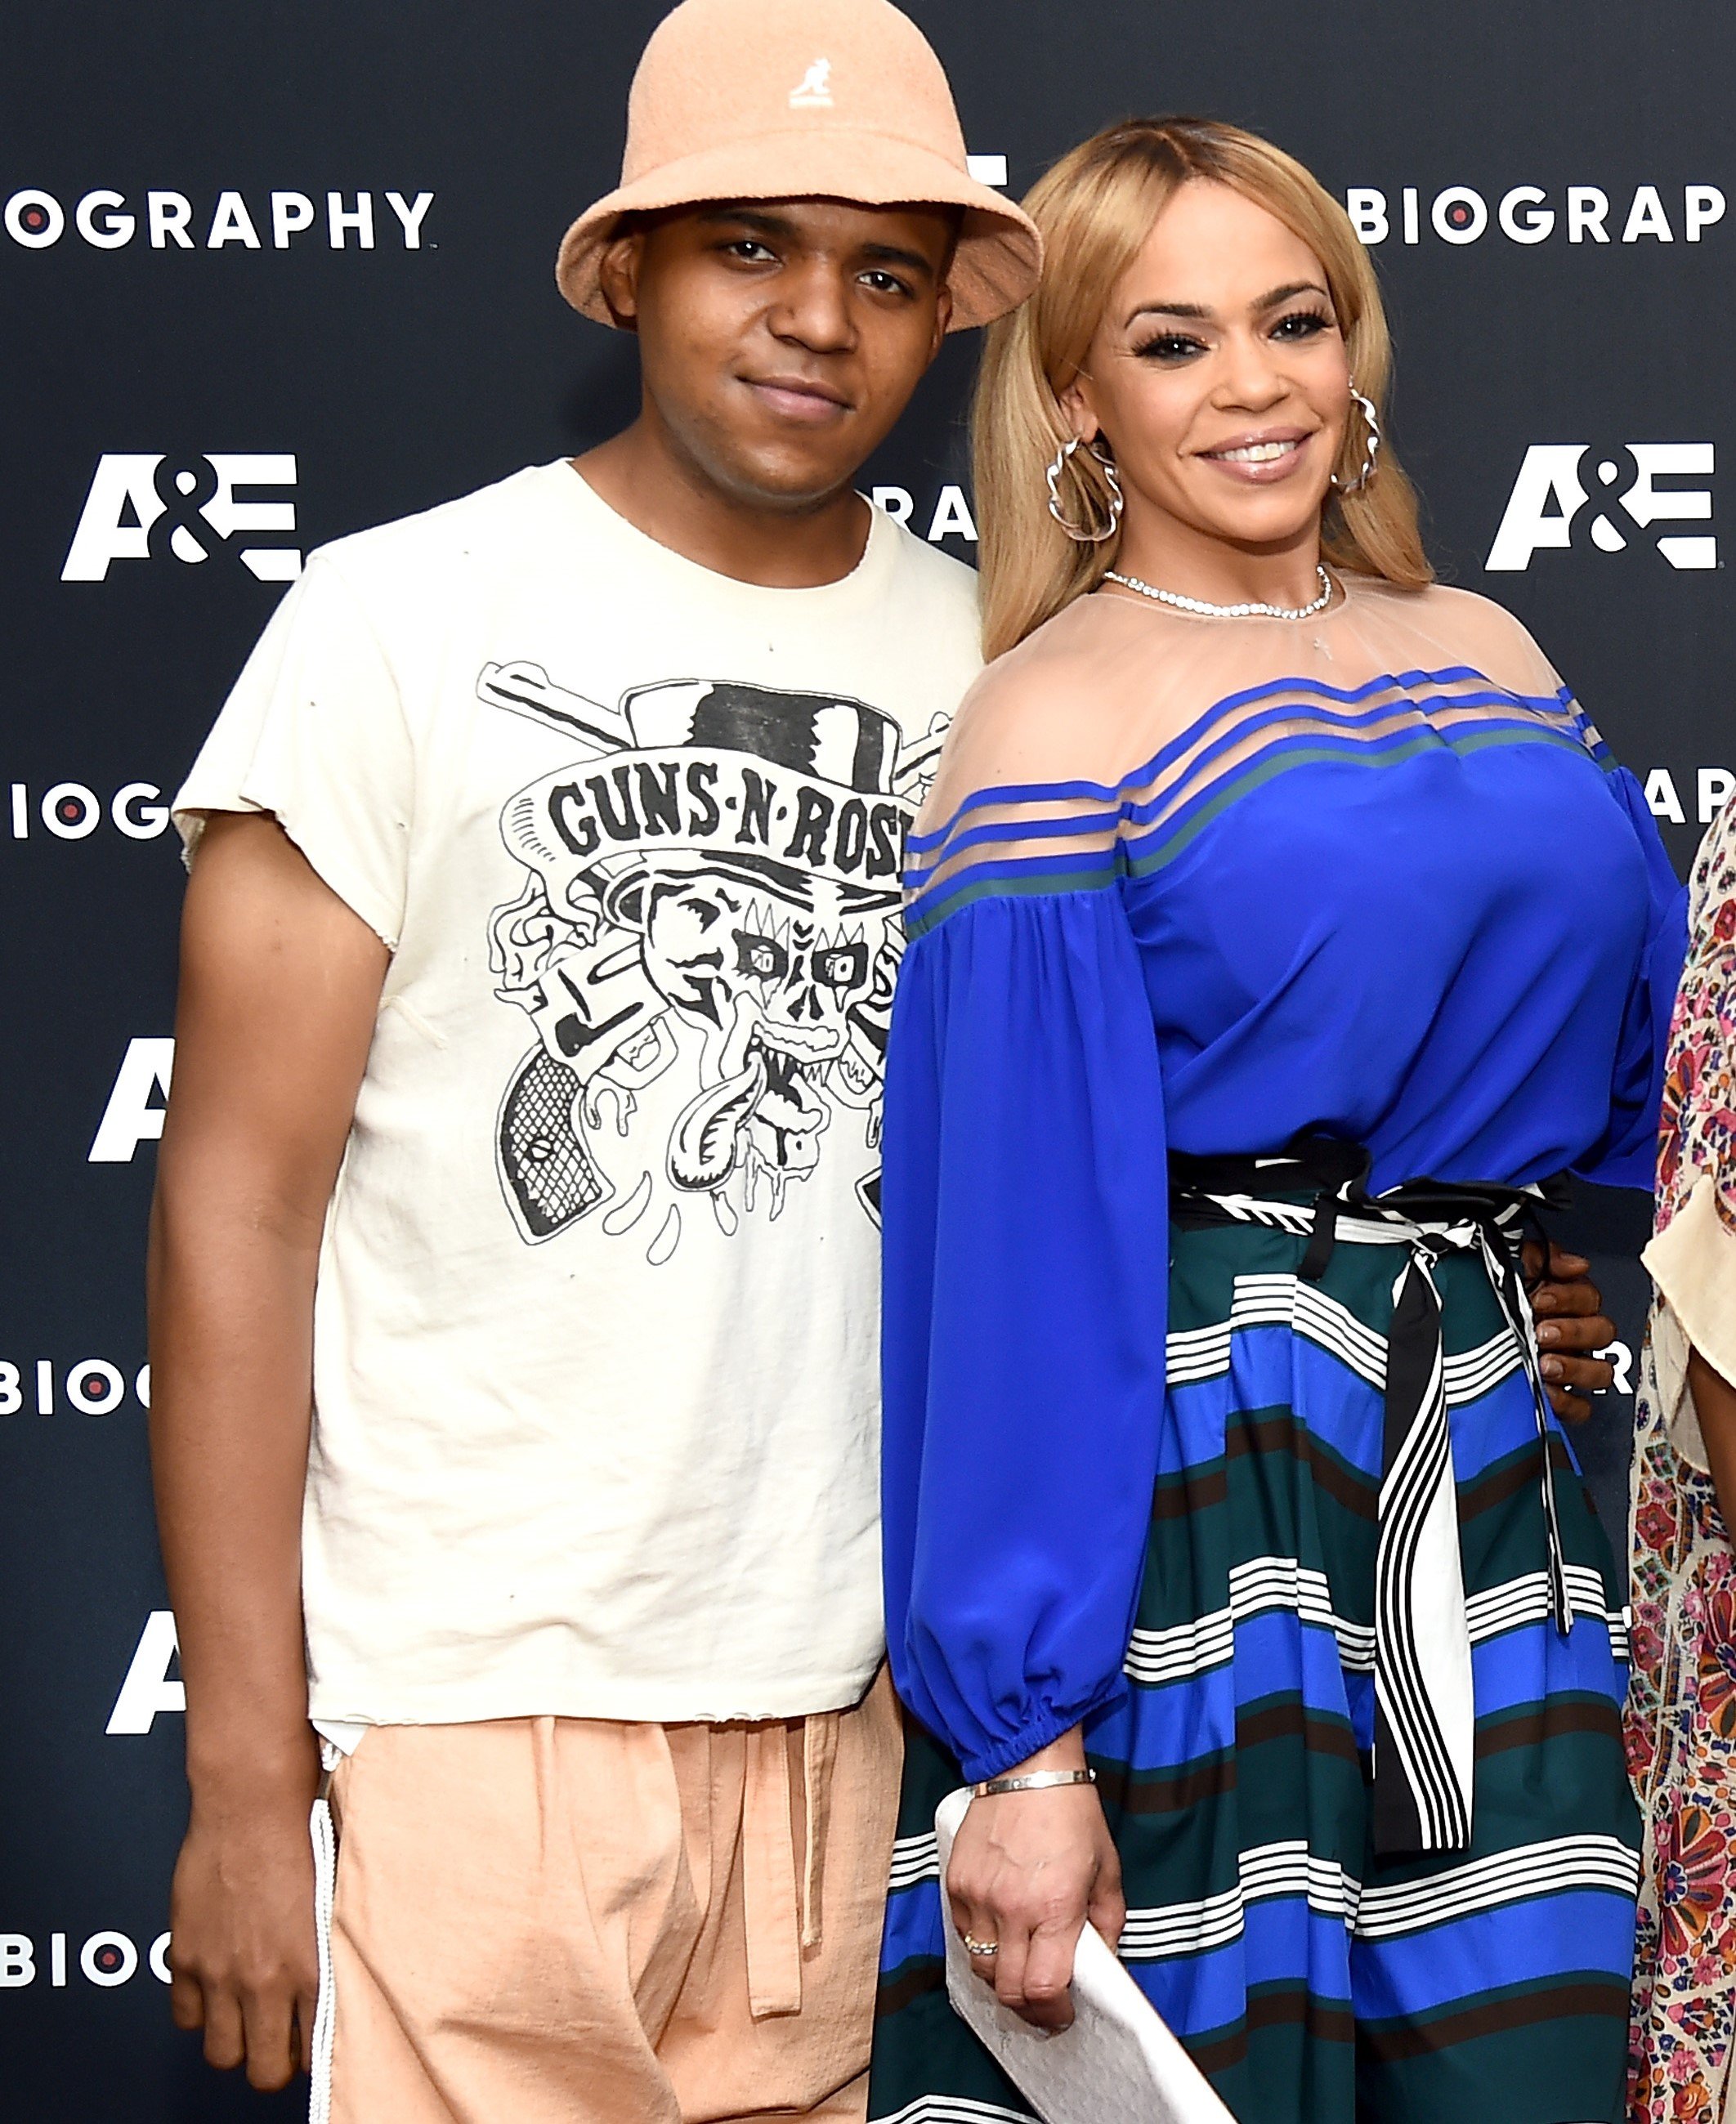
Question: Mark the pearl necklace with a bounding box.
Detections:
[1103,563,1333,621]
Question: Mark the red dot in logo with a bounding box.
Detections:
[25,207,46,230]
[1449,203,1470,226]
[59,799,83,823]
[96,1946,120,1970]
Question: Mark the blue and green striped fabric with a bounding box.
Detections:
[870,1215,1638,2124]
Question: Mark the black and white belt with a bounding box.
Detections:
[1170,1137,1572,1862]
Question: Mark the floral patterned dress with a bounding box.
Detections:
[1628,794,1736,2122]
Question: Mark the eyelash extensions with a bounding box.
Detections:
[1133,307,1336,361]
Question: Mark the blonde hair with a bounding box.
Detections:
[974,115,1433,660]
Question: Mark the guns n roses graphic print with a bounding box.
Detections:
[485,660,942,1260]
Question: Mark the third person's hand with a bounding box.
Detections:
[1526,1241,1618,1424]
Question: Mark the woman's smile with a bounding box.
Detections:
[1195,426,1317,483]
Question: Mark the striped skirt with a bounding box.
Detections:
[870,1209,1639,2124]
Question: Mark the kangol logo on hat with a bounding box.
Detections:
[554,0,1041,332]
[789,57,833,109]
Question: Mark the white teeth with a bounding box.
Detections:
[1214,439,1300,464]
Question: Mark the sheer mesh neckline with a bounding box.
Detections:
[905,579,1604,940]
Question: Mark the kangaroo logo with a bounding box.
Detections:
[789,57,833,109]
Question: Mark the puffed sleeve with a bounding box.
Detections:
[880,788,1169,1780]
[1574,756,1689,1187]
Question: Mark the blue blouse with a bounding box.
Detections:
[879,579,1685,1782]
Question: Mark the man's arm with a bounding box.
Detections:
[148,812,388,2091]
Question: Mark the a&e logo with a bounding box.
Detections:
[1486,444,1716,573]
[61,454,301,584]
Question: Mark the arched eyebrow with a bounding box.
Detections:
[1124,279,1332,327]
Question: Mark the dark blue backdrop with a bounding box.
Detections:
[3,2,1728,2111]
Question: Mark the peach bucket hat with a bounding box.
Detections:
[556,0,1042,333]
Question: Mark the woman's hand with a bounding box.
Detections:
[945,1731,1125,2030]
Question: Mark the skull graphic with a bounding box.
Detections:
[624,868,885,1215]
[487,671,915,1248]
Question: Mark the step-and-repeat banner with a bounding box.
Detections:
[3,1,1729,2111]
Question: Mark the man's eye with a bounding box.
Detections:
[861,270,912,297]
[725,239,777,262]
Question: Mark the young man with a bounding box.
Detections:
[150,1,1620,2116]
[152,3,1038,2117]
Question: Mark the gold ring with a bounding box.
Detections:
[961,1933,1000,1957]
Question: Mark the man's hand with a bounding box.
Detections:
[1525,1241,1617,1423]
[167,1748,321,2090]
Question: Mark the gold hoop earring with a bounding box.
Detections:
[1331,383,1381,494]
[1045,436,1125,543]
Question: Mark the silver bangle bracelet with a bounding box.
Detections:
[970,1767,1098,1798]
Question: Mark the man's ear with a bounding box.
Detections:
[928,279,954,359]
[597,226,646,333]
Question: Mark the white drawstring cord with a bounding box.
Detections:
[307,1742,340,2124]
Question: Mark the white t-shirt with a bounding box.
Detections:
[173,461,982,1728]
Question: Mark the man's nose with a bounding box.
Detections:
[767,260,856,353]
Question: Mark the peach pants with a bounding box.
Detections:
[323,1668,902,2124]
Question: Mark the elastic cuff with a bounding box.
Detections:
[956,1679,1126,1786]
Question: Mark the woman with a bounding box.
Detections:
[868,118,1685,2124]
[1627,794,1736,2122]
